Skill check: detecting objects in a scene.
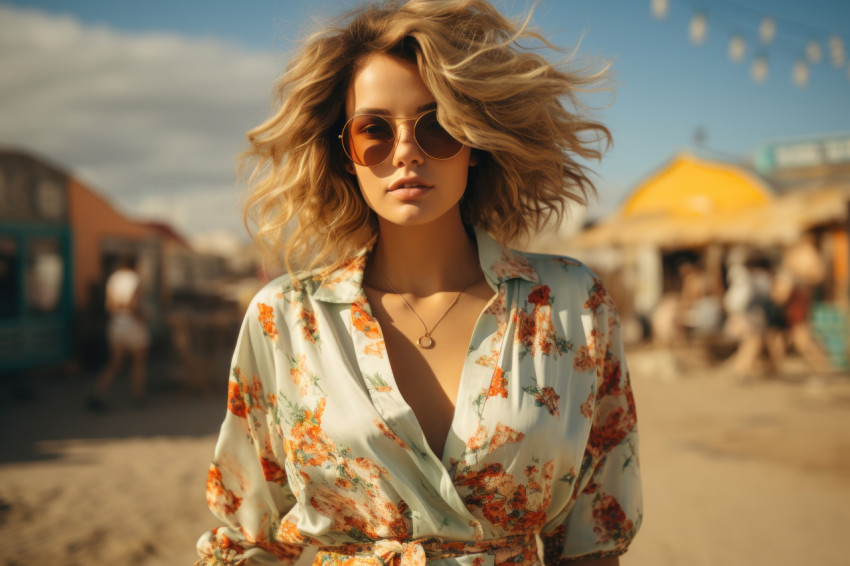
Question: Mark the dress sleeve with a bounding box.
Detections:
[196,297,304,566]
[542,277,643,563]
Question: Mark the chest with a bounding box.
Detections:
[364,283,494,459]
[276,276,595,472]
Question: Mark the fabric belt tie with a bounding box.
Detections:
[373,538,427,566]
[316,533,538,566]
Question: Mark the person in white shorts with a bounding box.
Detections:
[88,256,150,411]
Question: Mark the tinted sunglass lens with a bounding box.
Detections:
[346,115,394,166]
[415,111,464,159]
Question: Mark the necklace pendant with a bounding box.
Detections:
[417,334,434,349]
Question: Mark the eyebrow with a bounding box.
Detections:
[352,101,438,116]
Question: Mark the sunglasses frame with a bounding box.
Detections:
[338,108,464,167]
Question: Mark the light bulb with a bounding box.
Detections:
[690,12,708,45]
[759,17,776,45]
[793,60,809,88]
[729,34,746,63]
[806,41,822,64]
[752,55,768,83]
[651,0,669,20]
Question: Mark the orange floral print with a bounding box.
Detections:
[289,353,309,396]
[261,457,287,485]
[319,254,367,290]
[599,356,624,397]
[257,302,278,343]
[283,398,335,467]
[584,279,608,313]
[513,302,570,358]
[513,308,535,353]
[454,460,552,533]
[487,367,508,399]
[299,307,320,344]
[491,252,537,282]
[373,420,410,450]
[275,520,301,544]
[227,380,247,418]
[488,423,526,454]
[363,340,386,358]
[466,423,488,451]
[588,386,637,459]
[364,373,393,393]
[573,345,596,372]
[196,528,246,566]
[527,284,551,306]
[522,382,560,417]
[286,355,325,398]
[199,232,641,565]
[591,492,635,546]
[351,302,381,339]
[310,484,408,541]
[206,464,242,516]
[476,349,499,368]
[243,518,304,563]
[580,390,594,419]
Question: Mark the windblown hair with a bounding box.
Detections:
[243,0,612,273]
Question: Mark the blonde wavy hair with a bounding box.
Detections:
[243,0,611,273]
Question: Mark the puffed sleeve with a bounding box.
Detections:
[542,276,642,563]
[196,296,304,566]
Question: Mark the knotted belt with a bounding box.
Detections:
[315,533,538,566]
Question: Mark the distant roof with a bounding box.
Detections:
[142,220,193,250]
[619,151,775,219]
[0,146,70,178]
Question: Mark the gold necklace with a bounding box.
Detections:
[374,264,481,349]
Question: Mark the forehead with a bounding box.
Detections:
[345,53,436,116]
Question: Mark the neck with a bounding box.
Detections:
[368,208,481,296]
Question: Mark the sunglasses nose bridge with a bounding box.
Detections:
[393,118,418,143]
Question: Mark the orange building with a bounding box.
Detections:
[0,148,192,371]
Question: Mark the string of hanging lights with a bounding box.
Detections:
[650,0,848,88]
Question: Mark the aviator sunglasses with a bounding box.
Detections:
[339,109,465,167]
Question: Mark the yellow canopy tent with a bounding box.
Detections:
[571,152,776,248]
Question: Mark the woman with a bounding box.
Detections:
[88,255,149,411]
[197,1,641,565]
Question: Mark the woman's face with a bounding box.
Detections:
[344,53,475,229]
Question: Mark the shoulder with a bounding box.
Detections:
[243,266,333,317]
[246,271,306,307]
[510,247,602,291]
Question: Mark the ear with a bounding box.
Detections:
[345,161,357,175]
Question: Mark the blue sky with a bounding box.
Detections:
[2,0,849,238]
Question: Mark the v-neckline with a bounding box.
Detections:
[357,287,501,468]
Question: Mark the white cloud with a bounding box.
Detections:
[0,4,283,238]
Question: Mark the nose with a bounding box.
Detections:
[392,120,425,167]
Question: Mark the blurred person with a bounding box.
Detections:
[678,260,722,338]
[724,257,786,377]
[650,292,681,348]
[780,236,832,372]
[87,255,149,412]
[196,2,641,566]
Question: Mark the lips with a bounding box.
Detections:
[388,176,433,192]
[388,176,433,199]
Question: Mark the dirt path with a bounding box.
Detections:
[625,349,850,566]
[1,351,849,565]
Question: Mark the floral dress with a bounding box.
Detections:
[196,231,641,566]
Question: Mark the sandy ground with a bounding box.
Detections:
[2,348,850,566]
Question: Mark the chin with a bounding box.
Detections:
[373,201,463,230]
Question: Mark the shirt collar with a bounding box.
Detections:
[308,227,538,304]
